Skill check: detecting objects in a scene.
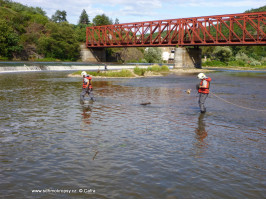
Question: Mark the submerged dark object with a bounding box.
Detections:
[93,151,98,160]
[140,102,151,105]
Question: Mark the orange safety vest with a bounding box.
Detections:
[82,76,92,89]
[198,77,211,94]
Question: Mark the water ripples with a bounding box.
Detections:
[0,72,265,198]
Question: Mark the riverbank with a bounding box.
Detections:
[67,69,212,78]
[0,63,265,74]
[207,66,266,71]
[0,64,136,73]
[67,66,266,79]
[0,63,173,73]
[68,65,170,78]
[68,68,165,78]
[170,68,213,74]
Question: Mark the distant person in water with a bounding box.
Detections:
[197,73,211,113]
[80,71,94,102]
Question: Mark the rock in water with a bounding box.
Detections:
[140,102,151,105]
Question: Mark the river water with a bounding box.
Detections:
[0,70,265,198]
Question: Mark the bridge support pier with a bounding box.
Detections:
[174,47,201,68]
[81,44,106,62]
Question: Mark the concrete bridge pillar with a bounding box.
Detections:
[80,44,106,62]
[174,47,202,68]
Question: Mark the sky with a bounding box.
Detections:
[14,0,265,24]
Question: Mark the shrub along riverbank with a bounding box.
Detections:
[202,60,266,69]
[71,65,170,78]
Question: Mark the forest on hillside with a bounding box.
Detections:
[0,0,114,61]
[0,0,265,66]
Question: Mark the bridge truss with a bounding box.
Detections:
[86,12,266,48]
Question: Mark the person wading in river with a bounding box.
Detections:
[197,73,211,113]
[80,71,94,102]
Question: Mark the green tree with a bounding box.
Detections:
[34,7,46,16]
[144,47,162,63]
[114,18,119,24]
[0,20,21,59]
[93,14,113,26]
[78,9,89,25]
[245,5,266,13]
[213,46,232,63]
[201,46,215,59]
[51,10,67,23]
[37,22,80,60]
[74,24,92,42]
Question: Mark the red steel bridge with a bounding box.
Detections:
[86,12,266,48]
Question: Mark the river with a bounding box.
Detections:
[0,70,265,198]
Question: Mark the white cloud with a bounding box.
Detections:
[12,0,265,24]
[85,5,105,19]
[118,1,161,17]
[14,0,162,23]
[164,0,265,7]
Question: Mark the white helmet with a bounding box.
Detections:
[81,71,87,76]
[197,73,206,79]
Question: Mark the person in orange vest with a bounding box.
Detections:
[80,71,94,102]
[197,73,211,113]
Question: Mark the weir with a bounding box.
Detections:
[0,64,157,73]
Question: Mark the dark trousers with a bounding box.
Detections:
[80,88,93,102]
[198,93,208,112]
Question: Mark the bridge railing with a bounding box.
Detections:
[86,12,266,47]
